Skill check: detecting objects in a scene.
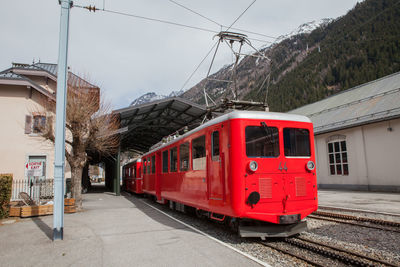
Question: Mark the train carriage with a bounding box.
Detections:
[122,159,143,194]
[141,110,318,238]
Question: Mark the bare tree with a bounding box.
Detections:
[36,85,120,210]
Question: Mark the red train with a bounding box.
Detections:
[124,110,318,238]
[122,159,143,194]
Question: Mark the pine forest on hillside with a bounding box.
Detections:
[181,0,400,112]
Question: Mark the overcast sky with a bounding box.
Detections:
[0,0,360,109]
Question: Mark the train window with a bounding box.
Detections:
[151,155,156,174]
[162,150,168,173]
[245,126,279,157]
[328,140,349,176]
[283,128,311,157]
[192,135,206,170]
[143,159,146,174]
[170,147,177,172]
[180,142,189,171]
[212,131,220,161]
[147,158,151,174]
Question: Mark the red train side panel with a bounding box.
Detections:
[139,111,318,236]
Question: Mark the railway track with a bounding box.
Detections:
[309,210,400,233]
[261,236,399,267]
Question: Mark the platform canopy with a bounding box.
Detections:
[113,97,212,153]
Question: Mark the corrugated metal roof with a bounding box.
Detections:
[0,70,25,79]
[289,72,400,134]
[114,97,211,152]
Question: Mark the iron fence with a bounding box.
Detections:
[11,179,54,203]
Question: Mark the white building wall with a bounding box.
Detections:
[314,118,400,192]
[363,119,400,189]
[0,84,71,181]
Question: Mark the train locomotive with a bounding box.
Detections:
[123,110,318,238]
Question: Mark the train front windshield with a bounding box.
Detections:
[245,125,311,157]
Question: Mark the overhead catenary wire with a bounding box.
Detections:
[168,0,277,40]
[73,4,273,44]
[179,40,219,92]
[225,0,257,32]
[168,0,221,27]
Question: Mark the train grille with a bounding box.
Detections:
[259,178,272,198]
[295,177,307,197]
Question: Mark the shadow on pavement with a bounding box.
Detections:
[121,192,191,232]
[32,217,52,241]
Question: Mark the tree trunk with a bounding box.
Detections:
[70,165,83,211]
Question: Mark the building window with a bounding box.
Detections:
[170,147,177,172]
[32,115,46,134]
[180,142,189,171]
[162,150,168,173]
[192,135,206,170]
[328,140,349,175]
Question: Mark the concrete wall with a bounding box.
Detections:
[0,84,71,181]
[315,118,400,192]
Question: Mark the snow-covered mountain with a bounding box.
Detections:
[129,90,184,106]
[277,18,333,41]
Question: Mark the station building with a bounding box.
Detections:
[290,72,400,192]
[0,62,99,190]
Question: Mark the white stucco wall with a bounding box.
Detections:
[0,84,71,181]
[363,119,400,186]
[315,118,400,191]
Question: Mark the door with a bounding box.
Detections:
[282,127,316,203]
[209,129,223,200]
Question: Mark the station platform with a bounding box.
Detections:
[0,192,263,267]
[318,189,400,215]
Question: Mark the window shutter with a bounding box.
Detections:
[25,115,32,134]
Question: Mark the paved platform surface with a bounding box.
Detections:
[0,193,262,267]
[318,189,400,214]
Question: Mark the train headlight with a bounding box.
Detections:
[248,161,258,172]
[306,161,315,171]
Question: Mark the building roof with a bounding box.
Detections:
[289,71,400,134]
[0,62,99,100]
[114,97,212,152]
[10,62,98,89]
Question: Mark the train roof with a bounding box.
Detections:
[142,110,311,156]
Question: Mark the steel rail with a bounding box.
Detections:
[318,205,400,217]
[262,236,399,267]
[295,237,399,267]
[308,214,400,233]
[313,210,400,228]
[260,241,326,267]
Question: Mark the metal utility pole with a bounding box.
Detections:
[53,0,72,241]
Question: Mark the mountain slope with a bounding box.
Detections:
[181,0,400,112]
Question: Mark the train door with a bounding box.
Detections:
[208,129,224,201]
[281,126,317,207]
